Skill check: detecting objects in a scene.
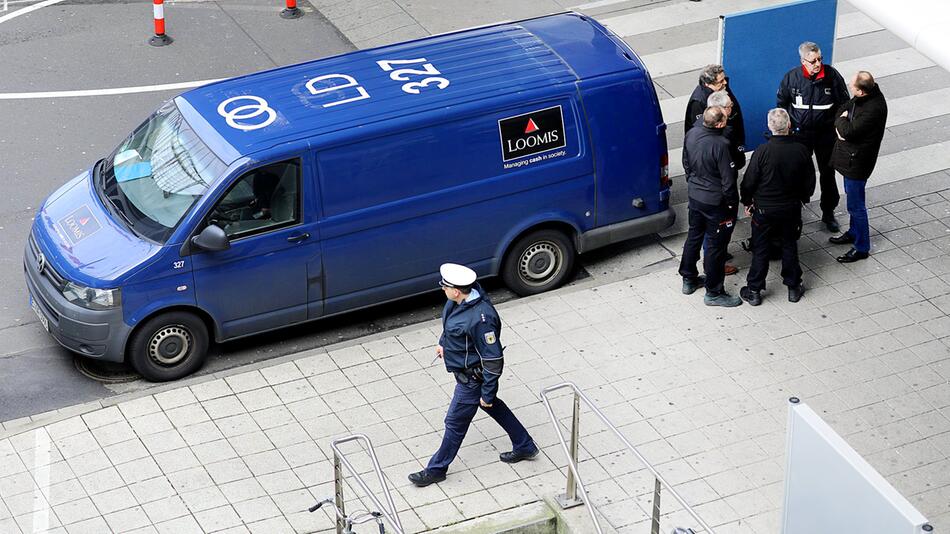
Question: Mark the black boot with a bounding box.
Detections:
[788,285,805,303]
[408,469,446,487]
[740,286,762,306]
[822,214,840,233]
[682,275,706,295]
[837,249,869,263]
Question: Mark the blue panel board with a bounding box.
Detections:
[720,0,837,152]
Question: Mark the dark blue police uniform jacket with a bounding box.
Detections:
[439,283,503,404]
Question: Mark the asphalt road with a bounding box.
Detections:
[0,0,360,421]
[0,0,675,422]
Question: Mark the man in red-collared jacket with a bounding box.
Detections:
[777,41,849,233]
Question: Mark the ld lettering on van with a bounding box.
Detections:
[498,106,566,162]
[306,74,370,108]
[218,59,451,131]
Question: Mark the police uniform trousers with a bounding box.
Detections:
[800,130,839,216]
[746,206,803,291]
[679,200,736,294]
[426,378,535,475]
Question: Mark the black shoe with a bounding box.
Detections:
[704,291,742,307]
[828,233,855,245]
[788,285,805,303]
[682,275,706,295]
[822,214,840,233]
[500,448,539,464]
[408,469,446,487]
[837,249,869,263]
[739,286,762,306]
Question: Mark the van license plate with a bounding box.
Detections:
[30,296,49,332]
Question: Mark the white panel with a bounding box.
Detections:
[849,0,950,72]
[782,401,930,534]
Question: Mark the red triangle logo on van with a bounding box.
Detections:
[524,118,539,134]
[79,217,90,226]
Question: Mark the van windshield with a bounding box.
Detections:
[97,100,225,243]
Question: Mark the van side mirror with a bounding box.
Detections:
[191,224,230,252]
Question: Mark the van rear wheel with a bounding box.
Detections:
[502,229,575,296]
[129,311,209,382]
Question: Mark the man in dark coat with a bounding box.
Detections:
[777,41,850,232]
[685,64,747,170]
[739,109,816,306]
[828,71,888,263]
[679,107,742,307]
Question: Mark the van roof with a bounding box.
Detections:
[177,12,643,161]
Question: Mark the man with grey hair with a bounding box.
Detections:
[738,108,816,306]
[703,90,743,276]
[680,106,742,307]
[685,65,746,170]
[777,41,849,233]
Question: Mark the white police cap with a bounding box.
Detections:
[439,263,477,288]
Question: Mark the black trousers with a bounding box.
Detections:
[800,130,838,216]
[746,207,803,291]
[679,201,736,294]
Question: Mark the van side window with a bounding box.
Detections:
[208,159,301,239]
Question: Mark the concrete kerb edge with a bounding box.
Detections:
[0,251,678,441]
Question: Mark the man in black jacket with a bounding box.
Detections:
[739,109,816,306]
[679,107,742,307]
[777,42,849,232]
[828,71,888,263]
[685,65,747,170]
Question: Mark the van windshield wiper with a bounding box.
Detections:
[95,158,137,231]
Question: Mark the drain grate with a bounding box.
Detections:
[74,356,140,384]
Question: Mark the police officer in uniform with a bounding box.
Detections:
[409,263,539,487]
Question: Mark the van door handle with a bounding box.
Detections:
[287,232,311,243]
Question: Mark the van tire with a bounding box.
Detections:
[502,229,575,296]
[128,312,209,382]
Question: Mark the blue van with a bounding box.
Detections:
[24,12,673,381]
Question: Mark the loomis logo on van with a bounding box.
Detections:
[498,106,566,162]
[58,205,101,245]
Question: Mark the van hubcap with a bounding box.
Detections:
[519,241,561,286]
[148,326,192,366]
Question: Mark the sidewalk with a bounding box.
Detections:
[1,188,948,534]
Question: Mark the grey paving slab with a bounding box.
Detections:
[622,19,719,57]
[834,29,908,62]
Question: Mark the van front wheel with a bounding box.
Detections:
[502,229,575,296]
[128,312,209,382]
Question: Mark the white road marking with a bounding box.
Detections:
[0,79,223,100]
[0,0,65,25]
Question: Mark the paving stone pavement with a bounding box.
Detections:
[2,0,950,532]
[1,187,948,533]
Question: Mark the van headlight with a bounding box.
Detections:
[62,283,121,310]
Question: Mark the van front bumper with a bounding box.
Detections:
[576,207,676,253]
[23,235,130,363]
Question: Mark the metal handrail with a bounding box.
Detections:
[540,382,717,534]
[328,434,405,534]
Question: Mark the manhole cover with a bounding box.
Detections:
[74,356,140,383]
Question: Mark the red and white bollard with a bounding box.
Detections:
[149,0,173,46]
[280,0,303,19]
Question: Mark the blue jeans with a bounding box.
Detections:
[844,178,870,253]
[426,381,536,475]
